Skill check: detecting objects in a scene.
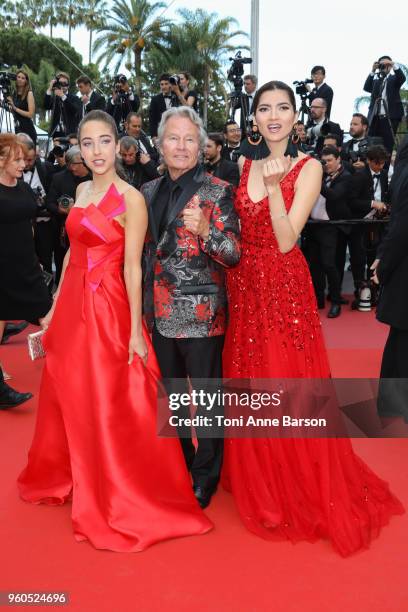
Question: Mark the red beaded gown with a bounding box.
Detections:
[222,157,404,556]
[18,185,212,552]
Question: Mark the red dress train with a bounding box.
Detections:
[18,185,212,552]
[222,158,404,556]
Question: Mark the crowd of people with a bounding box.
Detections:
[0,57,407,557]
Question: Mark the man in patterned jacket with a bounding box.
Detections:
[142,106,241,509]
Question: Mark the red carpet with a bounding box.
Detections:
[1,310,407,612]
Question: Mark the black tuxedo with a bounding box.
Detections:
[364,69,406,123]
[205,158,240,187]
[234,93,255,133]
[306,168,352,304]
[81,90,106,116]
[106,94,140,129]
[44,93,81,137]
[349,166,389,218]
[309,82,334,117]
[148,93,180,138]
[221,144,241,163]
[364,68,406,153]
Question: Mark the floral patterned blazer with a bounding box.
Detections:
[142,166,241,338]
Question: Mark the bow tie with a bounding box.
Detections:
[373,174,381,179]
[163,95,171,99]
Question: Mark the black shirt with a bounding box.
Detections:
[154,165,199,238]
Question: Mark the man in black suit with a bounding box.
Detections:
[364,56,406,154]
[148,74,181,141]
[347,145,389,306]
[46,146,91,283]
[142,106,240,509]
[307,98,342,155]
[76,75,106,118]
[342,113,373,171]
[233,74,257,134]
[205,133,240,187]
[221,120,242,162]
[372,137,408,422]
[306,146,352,317]
[118,136,159,190]
[106,75,140,132]
[22,138,56,273]
[44,72,81,138]
[124,112,159,163]
[308,65,334,117]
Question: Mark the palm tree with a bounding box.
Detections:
[84,0,108,64]
[93,0,171,99]
[169,9,248,127]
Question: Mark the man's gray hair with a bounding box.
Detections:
[157,106,207,151]
[16,133,35,150]
[120,135,138,150]
[66,145,81,165]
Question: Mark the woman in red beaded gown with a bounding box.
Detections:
[222,81,404,556]
[18,111,212,552]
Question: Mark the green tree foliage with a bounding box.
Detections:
[93,0,171,99]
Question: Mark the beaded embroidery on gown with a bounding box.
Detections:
[222,158,404,556]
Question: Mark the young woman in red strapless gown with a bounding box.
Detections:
[18,110,212,552]
[222,81,404,556]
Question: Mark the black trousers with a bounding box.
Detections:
[34,221,54,274]
[152,325,224,492]
[378,327,408,423]
[305,224,342,304]
[369,116,400,154]
[336,227,366,291]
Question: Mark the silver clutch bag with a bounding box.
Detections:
[27,329,46,361]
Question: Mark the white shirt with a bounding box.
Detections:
[23,167,49,223]
[311,194,329,220]
[370,169,382,202]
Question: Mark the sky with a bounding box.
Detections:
[45,0,407,130]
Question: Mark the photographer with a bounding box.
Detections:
[76,75,106,117]
[22,137,55,273]
[44,72,81,138]
[106,74,139,132]
[124,112,159,162]
[364,56,406,154]
[7,70,37,144]
[233,74,257,134]
[46,145,90,283]
[148,74,181,140]
[346,144,390,305]
[306,146,353,317]
[46,137,70,168]
[118,135,159,190]
[222,120,242,162]
[342,113,371,170]
[205,133,240,187]
[308,65,334,117]
[307,98,342,155]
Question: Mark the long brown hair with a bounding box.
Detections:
[15,70,32,101]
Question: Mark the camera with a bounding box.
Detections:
[51,140,70,158]
[293,79,313,97]
[227,51,252,90]
[34,186,50,217]
[169,74,181,87]
[0,70,17,96]
[52,76,68,90]
[57,195,73,209]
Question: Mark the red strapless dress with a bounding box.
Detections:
[18,185,212,552]
[222,158,404,556]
